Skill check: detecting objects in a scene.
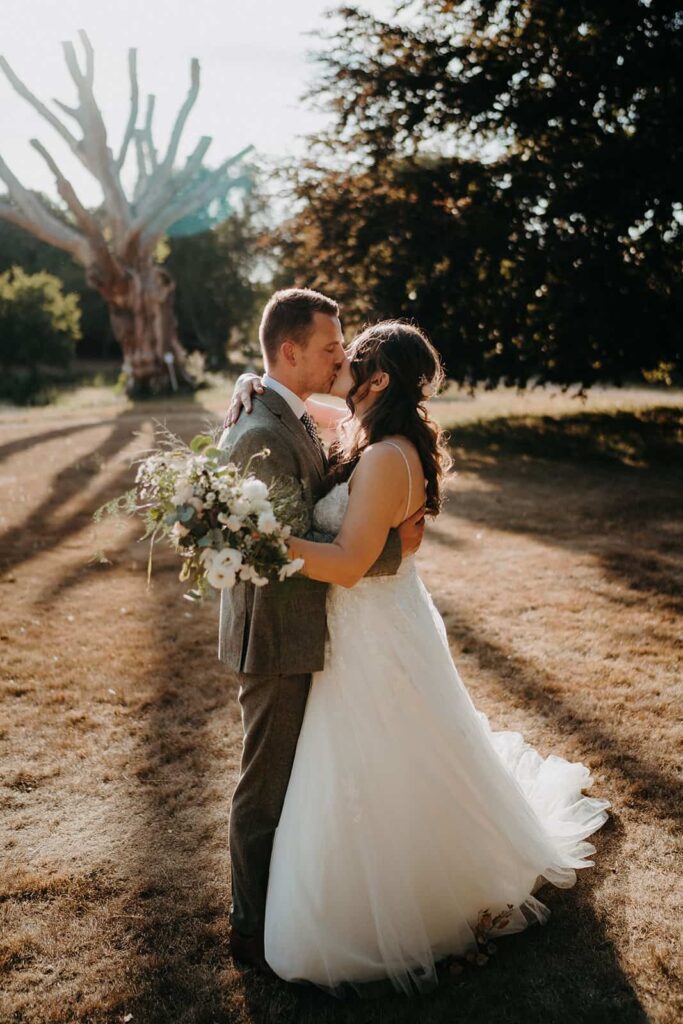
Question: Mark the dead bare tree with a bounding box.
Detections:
[0,30,252,396]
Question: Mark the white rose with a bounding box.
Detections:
[207,562,236,589]
[231,495,253,517]
[242,478,269,504]
[199,548,217,568]
[256,510,279,535]
[171,521,189,538]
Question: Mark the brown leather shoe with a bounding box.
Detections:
[229,925,267,970]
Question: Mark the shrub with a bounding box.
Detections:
[0,266,81,404]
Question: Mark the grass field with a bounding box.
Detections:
[0,383,681,1024]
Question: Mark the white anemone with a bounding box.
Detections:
[214,547,243,570]
[207,562,236,590]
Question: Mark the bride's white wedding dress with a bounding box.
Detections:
[264,467,610,994]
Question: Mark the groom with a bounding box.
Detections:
[218,288,425,968]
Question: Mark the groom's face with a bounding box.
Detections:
[296,313,347,395]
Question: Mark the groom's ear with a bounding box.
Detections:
[280,339,298,367]
[369,371,390,393]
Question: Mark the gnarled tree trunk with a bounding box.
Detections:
[88,256,190,396]
[0,31,251,397]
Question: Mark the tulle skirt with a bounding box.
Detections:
[264,559,610,994]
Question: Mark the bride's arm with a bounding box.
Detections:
[287,445,407,588]
[223,374,345,429]
[305,397,346,429]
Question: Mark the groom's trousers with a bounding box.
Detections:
[229,670,311,937]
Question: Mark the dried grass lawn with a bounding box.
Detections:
[0,384,681,1024]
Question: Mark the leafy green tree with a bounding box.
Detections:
[0,267,81,403]
[274,0,682,387]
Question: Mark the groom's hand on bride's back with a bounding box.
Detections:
[223,373,264,428]
[398,504,426,559]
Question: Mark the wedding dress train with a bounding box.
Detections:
[264,479,610,994]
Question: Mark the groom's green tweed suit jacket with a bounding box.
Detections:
[217,388,402,675]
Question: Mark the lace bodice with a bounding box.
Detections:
[312,481,350,535]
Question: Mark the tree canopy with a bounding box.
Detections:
[274,0,682,387]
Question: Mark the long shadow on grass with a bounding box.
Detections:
[444,408,683,615]
[101,406,243,1024]
[0,410,143,578]
[12,403,240,1022]
[0,418,124,464]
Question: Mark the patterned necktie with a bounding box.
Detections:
[300,410,324,459]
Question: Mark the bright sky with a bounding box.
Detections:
[0,0,396,206]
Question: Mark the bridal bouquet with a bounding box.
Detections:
[95,428,305,601]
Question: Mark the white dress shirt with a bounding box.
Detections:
[262,373,307,420]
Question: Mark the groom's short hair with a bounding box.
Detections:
[260,288,339,362]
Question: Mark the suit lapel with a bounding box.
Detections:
[257,388,326,478]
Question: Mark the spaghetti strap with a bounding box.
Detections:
[381,441,412,520]
[348,440,414,519]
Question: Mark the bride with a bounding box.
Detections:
[230,319,610,994]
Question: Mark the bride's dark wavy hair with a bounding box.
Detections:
[327,320,452,516]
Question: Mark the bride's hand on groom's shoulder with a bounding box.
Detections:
[223,373,264,428]
[398,504,426,559]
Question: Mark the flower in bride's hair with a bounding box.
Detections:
[420,376,435,400]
